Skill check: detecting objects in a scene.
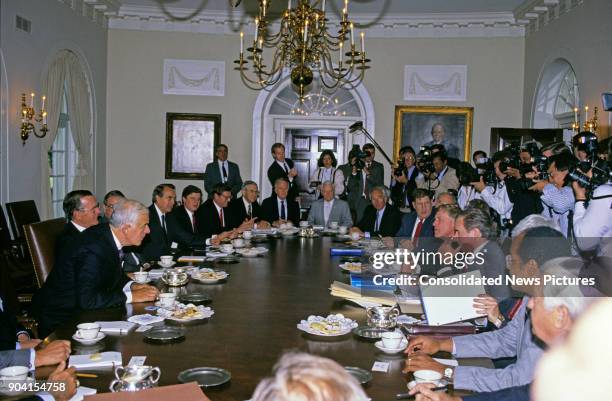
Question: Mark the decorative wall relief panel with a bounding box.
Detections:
[163,59,225,96]
[404,65,467,102]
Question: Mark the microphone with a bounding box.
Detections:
[349,121,363,133]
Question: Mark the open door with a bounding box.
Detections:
[490,128,564,155]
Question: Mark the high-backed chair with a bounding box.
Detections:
[6,200,40,242]
[0,206,36,301]
[23,218,65,288]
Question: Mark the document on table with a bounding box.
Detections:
[94,321,136,334]
[69,351,122,369]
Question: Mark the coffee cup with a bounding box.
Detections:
[232,238,245,248]
[299,221,309,227]
[338,226,348,235]
[350,231,361,241]
[220,244,234,253]
[160,255,173,265]
[133,271,149,284]
[329,221,339,229]
[159,293,176,308]
[76,323,101,340]
[242,230,253,240]
[414,370,443,385]
[0,366,29,381]
[381,331,404,349]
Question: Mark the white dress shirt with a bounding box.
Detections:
[573,183,612,254]
[276,159,293,182]
[71,221,87,232]
[411,216,425,239]
[374,206,386,231]
[276,197,288,220]
[323,199,334,225]
[242,197,253,217]
[184,206,195,231]
[154,204,166,231]
[218,160,229,183]
[110,229,134,304]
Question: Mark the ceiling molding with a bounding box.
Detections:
[108,5,525,38]
[57,0,121,27]
[514,0,583,35]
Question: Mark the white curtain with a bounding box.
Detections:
[65,53,92,191]
[40,51,69,219]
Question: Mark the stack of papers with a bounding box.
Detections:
[69,352,122,370]
[329,281,422,314]
[68,386,97,401]
[94,321,136,335]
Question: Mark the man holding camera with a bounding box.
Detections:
[390,146,419,211]
[504,145,544,229]
[416,151,459,197]
[345,143,384,221]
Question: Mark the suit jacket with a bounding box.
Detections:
[33,224,131,337]
[452,297,543,392]
[194,199,231,239]
[261,195,300,226]
[171,206,197,235]
[307,199,353,227]
[471,241,512,299]
[345,162,384,221]
[356,204,402,237]
[396,211,435,239]
[55,222,82,260]
[0,293,22,352]
[138,205,204,262]
[267,158,299,200]
[390,166,420,209]
[204,160,243,198]
[416,166,460,197]
[227,197,265,228]
[0,349,32,369]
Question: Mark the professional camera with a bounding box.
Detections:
[457,162,479,187]
[348,144,369,171]
[568,132,611,192]
[416,146,435,175]
[394,158,405,177]
[474,157,497,186]
[499,142,548,179]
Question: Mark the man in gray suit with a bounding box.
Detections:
[204,144,243,198]
[307,182,353,228]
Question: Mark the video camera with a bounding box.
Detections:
[499,142,549,180]
[348,144,371,171]
[416,146,435,175]
[474,157,497,186]
[568,131,611,193]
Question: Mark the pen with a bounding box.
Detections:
[76,373,98,378]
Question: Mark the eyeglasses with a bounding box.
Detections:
[79,203,100,213]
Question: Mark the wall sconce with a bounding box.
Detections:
[20,92,48,145]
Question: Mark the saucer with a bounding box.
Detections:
[155,301,177,309]
[407,379,448,390]
[374,338,408,354]
[158,261,176,268]
[72,332,106,345]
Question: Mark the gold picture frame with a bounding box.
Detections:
[394,106,473,161]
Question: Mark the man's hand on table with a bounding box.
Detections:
[409,383,462,401]
[131,284,159,302]
[34,340,71,367]
[48,360,78,401]
[403,353,446,375]
[406,336,453,355]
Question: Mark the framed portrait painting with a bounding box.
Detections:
[394,106,473,161]
[165,113,221,179]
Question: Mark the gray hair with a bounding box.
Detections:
[436,191,457,205]
[540,257,594,319]
[251,352,369,401]
[458,207,495,239]
[513,214,561,237]
[274,178,290,188]
[370,185,390,201]
[321,181,334,191]
[242,180,258,190]
[109,199,149,228]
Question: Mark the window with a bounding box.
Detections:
[48,86,78,218]
[533,59,579,129]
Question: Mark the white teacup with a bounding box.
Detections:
[329,221,339,229]
[350,231,361,241]
[133,271,149,284]
[381,331,404,349]
[159,293,176,308]
[414,370,443,385]
[160,255,173,265]
[232,238,245,248]
[338,226,348,235]
[242,230,253,240]
[0,366,29,381]
[299,221,309,228]
[76,323,101,340]
[220,244,234,253]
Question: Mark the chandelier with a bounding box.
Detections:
[234,0,370,99]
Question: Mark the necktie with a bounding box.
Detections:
[280,200,286,220]
[413,219,424,246]
[191,213,197,233]
[283,162,289,174]
[248,203,252,219]
[375,210,381,232]
[222,163,228,182]
[161,214,167,233]
[219,208,224,227]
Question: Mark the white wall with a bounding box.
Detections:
[107,29,524,203]
[523,0,611,137]
[0,0,107,210]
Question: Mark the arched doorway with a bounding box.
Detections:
[251,77,374,200]
[533,58,579,129]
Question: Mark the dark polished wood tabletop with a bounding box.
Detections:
[48,237,488,401]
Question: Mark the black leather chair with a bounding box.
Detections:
[6,200,40,243]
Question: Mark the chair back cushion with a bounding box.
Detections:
[23,218,65,287]
[6,200,41,240]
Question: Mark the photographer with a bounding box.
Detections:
[309,150,345,199]
[529,152,575,237]
[457,162,482,209]
[504,144,544,229]
[416,151,459,197]
[390,146,420,210]
[470,151,513,231]
[344,144,384,221]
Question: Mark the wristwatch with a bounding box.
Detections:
[493,314,506,328]
[444,367,454,381]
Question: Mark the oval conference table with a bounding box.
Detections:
[46,236,490,400]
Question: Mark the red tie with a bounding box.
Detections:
[191,213,197,233]
[219,209,224,227]
[413,219,423,246]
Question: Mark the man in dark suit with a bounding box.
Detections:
[33,200,159,337]
[171,185,202,235]
[100,189,125,224]
[345,143,385,222]
[228,181,271,229]
[195,183,240,244]
[351,186,402,237]
[204,144,243,198]
[267,143,299,201]
[390,146,420,210]
[261,178,301,226]
[57,190,101,258]
[395,188,435,242]
[138,184,206,263]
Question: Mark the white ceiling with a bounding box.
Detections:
[118,0,529,15]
